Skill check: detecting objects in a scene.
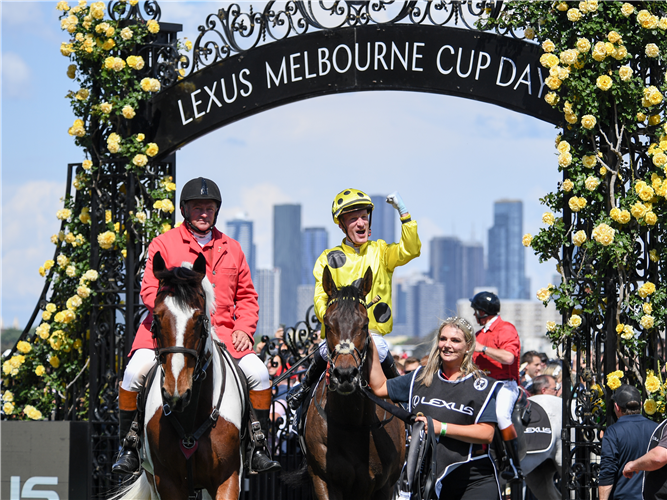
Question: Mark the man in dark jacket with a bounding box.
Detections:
[599,384,657,500]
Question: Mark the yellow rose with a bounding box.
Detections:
[122,105,136,119]
[56,1,70,10]
[638,112,647,122]
[565,112,578,124]
[569,197,582,212]
[133,154,148,167]
[582,155,597,168]
[646,44,660,58]
[24,405,43,420]
[49,355,60,368]
[56,208,71,220]
[161,199,175,213]
[546,76,562,90]
[576,38,591,53]
[140,78,152,92]
[650,115,662,126]
[562,179,574,192]
[542,39,555,53]
[660,17,667,30]
[641,315,655,330]
[607,376,622,390]
[596,75,612,91]
[42,311,52,321]
[644,399,658,415]
[102,39,116,51]
[98,231,116,250]
[83,269,99,281]
[135,212,147,224]
[557,140,571,153]
[136,133,145,142]
[572,230,587,247]
[542,212,555,226]
[147,19,160,34]
[77,285,91,298]
[16,341,31,354]
[161,223,172,233]
[560,49,578,66]
[3,390,14,403]
[607,31,622,44]
[650,250,659,262]
[592,223,614,245]
[522,234,532,247]
[568,314,582,328]
[644,303,653,314]
[536,287,552,301]
[639,282,657,298]
[545,92,559,106]
[73,339,82,350]
[79,208,91,224]
[67,295,83,311]
[82,159,93,171]
[546,321,556,332]
[3,402,14,414]
[121,27,133,40]
[654,154,667,168]
[621,3,634,16]
[65,233,76,244]
[567,8,582,21]
[60,42,73,56]
[585,176,600,191]
[185,39,193,51]
[632,202,649,219]
[145,143,159,157]
[645,212,658,225]
[35,365,46,376]
[90,1,105,19]
[618,66,633,82]
[558,152,572,167]
[581,115,597,130]
[612,46,628,60]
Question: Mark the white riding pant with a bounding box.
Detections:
[121,347,271,393]
[496,379,520,431]
[318,332,389,362]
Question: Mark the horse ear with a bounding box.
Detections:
[193,253,207,275]
[322,266,338,298]
[362,267,373,297]
[153,252,166,274]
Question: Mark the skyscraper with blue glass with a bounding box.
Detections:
[487,199,529,299]
[226,214,255,279]
[302,227,328,285]
[273,204,301,326]
[370,194,396,243]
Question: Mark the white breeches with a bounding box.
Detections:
[496,379,520,431]
[121,348,270,393]
[318,332,389,362]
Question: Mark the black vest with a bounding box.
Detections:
[409,367,501,479]
[644,420,667,500]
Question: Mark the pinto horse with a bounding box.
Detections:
[303,266,405,500]
[113,252,245,500]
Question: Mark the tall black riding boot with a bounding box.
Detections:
[248,403,282,474]
[501,438,524,481]
[381,355,401,379]
[111,409,141,475]
[287,349,327,410]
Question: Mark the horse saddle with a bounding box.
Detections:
[524,401,553,454]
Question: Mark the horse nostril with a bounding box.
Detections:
[182,389,191,405]
[350,367,358,379]
[161,387,171,402]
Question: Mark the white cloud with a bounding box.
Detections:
[1,181,65,324]
[2,52,31,99]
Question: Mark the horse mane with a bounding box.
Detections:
[154,265,205,310]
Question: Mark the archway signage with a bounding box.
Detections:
[150,24,560,157]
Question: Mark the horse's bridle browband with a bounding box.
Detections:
[151,288,212,381]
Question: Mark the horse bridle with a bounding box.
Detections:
[151,286,212,381]
[325,296,371,386]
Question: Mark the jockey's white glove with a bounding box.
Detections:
[386,192,408,216]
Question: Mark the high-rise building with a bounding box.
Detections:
[370,194,396,243]
[273,204,301,326]
[296,284,316,326]
[302,227,328,285]
[392,273,445,338]
[430,236,463,316]
[226,213,255,279]
[256,268,281,337]
[462,241,485,300]
[487,200,529,299]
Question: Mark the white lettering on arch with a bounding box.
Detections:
[333,44,352,73]
[496,56,517,87]
[436,45,455,75]
[514,63,532,93]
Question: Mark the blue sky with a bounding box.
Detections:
[1,1,562,329]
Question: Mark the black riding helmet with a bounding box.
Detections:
[470,291,500,318]
[179,177,222,234]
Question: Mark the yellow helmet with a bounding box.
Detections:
[331,189,374,225]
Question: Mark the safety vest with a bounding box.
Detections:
[408,367,501,482]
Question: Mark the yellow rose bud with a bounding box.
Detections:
[522,234,533,247]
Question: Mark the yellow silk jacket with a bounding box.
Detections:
[313,219,421,335]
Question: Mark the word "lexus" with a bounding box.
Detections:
[412,396,473,416]
[525,427,552,434]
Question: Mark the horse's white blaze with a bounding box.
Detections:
[164,296,195,397]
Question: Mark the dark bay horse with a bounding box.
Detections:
[303,266,405,500]
[113,252,245,500]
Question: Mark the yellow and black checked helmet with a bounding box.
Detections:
[331,189,374,225]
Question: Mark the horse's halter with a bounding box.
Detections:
[325,295,371,387]
[151,285,212,382]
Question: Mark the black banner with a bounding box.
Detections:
[150,25,560,157]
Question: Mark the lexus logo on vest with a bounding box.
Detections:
[473,378,488,391]
[412,396,474,416]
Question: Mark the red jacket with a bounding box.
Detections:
[473,316,521,382]
[130,224,258,359]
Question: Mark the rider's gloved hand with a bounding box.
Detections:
[386,192,408,216]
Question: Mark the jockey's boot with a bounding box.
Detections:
[287,349,327,411]
[112,388,141,475]
[500,435,523,481]
[381,355,401,379]
[248,389,281,474]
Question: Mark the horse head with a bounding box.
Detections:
[322,266,373,395]
[151,252,212,413]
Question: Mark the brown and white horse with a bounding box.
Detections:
[113,252,245,500]
[303,266,405,500]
